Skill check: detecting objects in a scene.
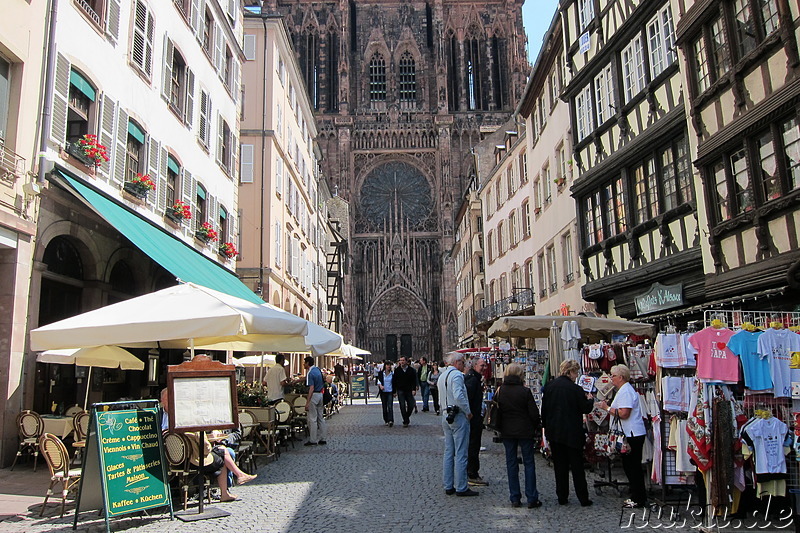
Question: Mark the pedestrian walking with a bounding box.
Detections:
[393,356,417,427]
[597,364,647,509]
[303,356,327,446]
[465,357,488,486]
[541,359,595,507]
[428,362,441,415]
[439,351,478,497]
[417,357,432,412]
[376,360,395,427]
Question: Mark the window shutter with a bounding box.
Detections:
[230,132,238,176]
[229,210,238,249]
[232,59,240,104]
[190,0,202,36]
[214,24,224,74]
[106,0,121,41]
[51,54,70,144]
[240,144,254,183]
[227,0,237,24]
[148,138,164,210]
[275,222,281,267]
[113,106,128,185]
[209,195,218,230]
[216,114,224,165]
[159,146,169,208]
[275,157,282,194]
[99,95,116,180]
[162,36,173,102]
[185,68,195,126]
[244,35,256,60]
[181,167,192,207]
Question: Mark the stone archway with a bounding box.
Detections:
[366,286,430,360]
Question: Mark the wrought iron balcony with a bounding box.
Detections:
[0,143,25,181]
[474,288,535,325]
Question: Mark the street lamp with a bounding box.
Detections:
[508,287,533,314]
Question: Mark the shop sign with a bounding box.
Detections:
[635,282,684,315]
[350,374,368,404]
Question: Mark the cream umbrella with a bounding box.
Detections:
[189,320,343,357]
[37,346,145,408]
[29,282,310,352]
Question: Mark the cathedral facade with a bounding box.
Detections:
[267,0,528,360]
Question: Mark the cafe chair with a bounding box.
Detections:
[70,411,90,466]
[274,401,294,450]
[11,410,43,471]
[163,432,196,511]
[234,410,258,472]
[64,405,83,418]
[291,396,308,438]
[39,433,82,517]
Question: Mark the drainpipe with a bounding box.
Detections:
[38,0,59,185]
[258,11,268,300]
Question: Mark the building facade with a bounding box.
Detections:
[25,0,247,434]
[0,0,48,465]
[265,0,529,359]
[239,12,329,324]
[563,0,704,319]
[674,0,800,311]
[452,187,485,347]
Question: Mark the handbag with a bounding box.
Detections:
[606,415,631,455]
[483,387,501,432]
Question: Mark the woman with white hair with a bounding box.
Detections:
[598,364,647,508]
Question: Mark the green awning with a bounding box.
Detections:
[167,156,180,175]
[55,170,263,305]
[219,207,227,219]
[127,121,146,144]
[196,186,206,200]
[69,70,96,102]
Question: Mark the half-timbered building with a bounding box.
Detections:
[563,0,705,318]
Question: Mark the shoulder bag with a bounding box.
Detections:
[483,387,501,432]
[605,414,631,456]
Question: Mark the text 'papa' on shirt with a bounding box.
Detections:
[758,328,800,398]
[689,327,739,383]
[726,330,771,391]
[306,366,324,393]
[743,417,788,474]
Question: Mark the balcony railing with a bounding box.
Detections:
[474,289,535,325]
[0,143,25,180]
[75,0,102,26]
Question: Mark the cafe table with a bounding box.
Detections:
[40,415,75,439]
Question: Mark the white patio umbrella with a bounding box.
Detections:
[29,282,310,352]
[188,319,343,356]
[37,346,145,408]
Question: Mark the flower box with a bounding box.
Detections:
[219,242,238,259]
[195,222,219,244]
[67,135,110,167]
[123,181,150,200]
[64,141,97,168]
[165,200,192,223]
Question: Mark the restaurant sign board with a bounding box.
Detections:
[350,374,368,404]
[74,401,172,532]
[634,282,684,316]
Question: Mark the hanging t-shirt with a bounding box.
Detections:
[727,330,770,391]
[689,327,738,383]
[743,417,788,474]
[758,328,800,398]
[681,333,697,367]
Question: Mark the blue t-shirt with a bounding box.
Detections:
[727,330,771,390]
[306,366,324,393]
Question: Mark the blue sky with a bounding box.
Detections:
[522,0,561,61]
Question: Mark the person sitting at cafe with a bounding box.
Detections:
[184,432,257,502]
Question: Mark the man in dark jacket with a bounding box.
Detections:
[393,357,417,427]
[464,357,488,486]
[541,359,595,507]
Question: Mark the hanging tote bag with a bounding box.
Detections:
[606,415,631,455]
[483,387,502,432]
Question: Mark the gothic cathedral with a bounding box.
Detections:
[268,0,528,360]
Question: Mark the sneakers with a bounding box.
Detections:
[389,422,393,427]
[444,489,456,496]
[467,476,489,487]
[455,489,479,497]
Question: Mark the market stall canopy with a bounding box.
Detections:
[188,319,343,357]
[330,343,370,359]
[29,282,310,351]
[487,315,656,342]
[232,354,277,367]
[37,346,145,370]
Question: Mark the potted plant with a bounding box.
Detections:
[196,222,219,243]
[236,382,268,407]
[123,173,156,199]
[67,134,110,167]
[534,206,542,215]
[165,200,192,222]
[554,176,566,187]
[219,241,238,259]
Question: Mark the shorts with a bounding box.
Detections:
[200,447,225,474]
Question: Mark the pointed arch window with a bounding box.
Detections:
[369,53,386,102]
[465,36,483,110]
[398,52,416,103]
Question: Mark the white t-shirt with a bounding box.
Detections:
[266,363,287,401]
[758,328,800,398]
[611,382,646,437]
[744,417,788,474]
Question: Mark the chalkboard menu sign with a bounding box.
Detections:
[350,374,368,404]
[74,401,172,532]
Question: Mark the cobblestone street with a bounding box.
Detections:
[1,400,656,533]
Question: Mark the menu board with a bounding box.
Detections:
[173,376,234,428]
[350,374,368,403]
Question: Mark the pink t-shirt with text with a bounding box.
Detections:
[689,327,739,383]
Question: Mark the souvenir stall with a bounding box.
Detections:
[648,309,800,525]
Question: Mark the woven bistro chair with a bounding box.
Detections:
[291,396,308,438]
[11,410,43,471]
[274,400,294,449]
[70,411,90,466]
[163,432,196,511]
[64,405,83,417]
[39,433,82,517]
[234,410,258,472]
